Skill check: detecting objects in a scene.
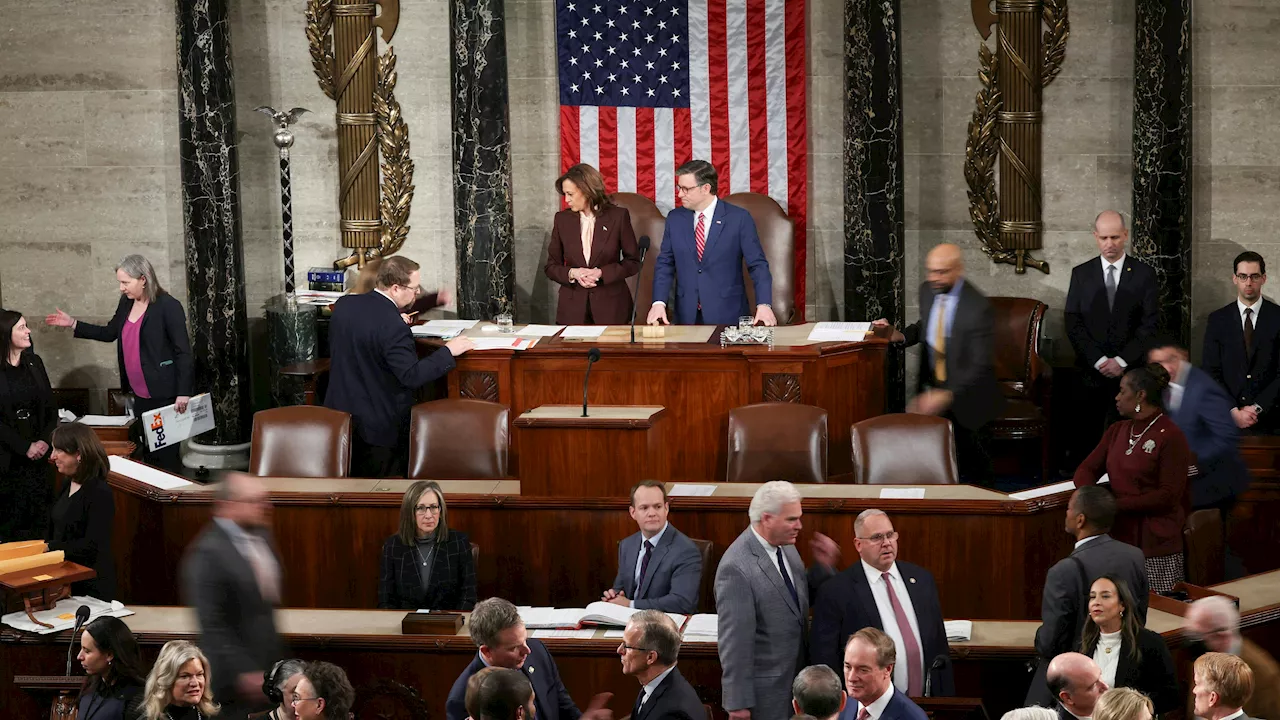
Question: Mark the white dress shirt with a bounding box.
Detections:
[1074,534,1101,551]
[652,198,718,309]
[630,522,670,608]
[852,684,898,720]
[637,664,678,710]
[751,526,796,583]
[1094,255,1129,370]
[861,561,924,694]
[1239,298,1261,329]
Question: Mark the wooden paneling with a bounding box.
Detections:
[1235,437,1280,576]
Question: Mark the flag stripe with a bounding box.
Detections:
[705,0,731,193]
[654,107,675,214]
[561,106,581,174]
[763,0,787,206]
[598,106,618,193]
[635,107,656,198]
[745,0,769,194]
[725,0,751,194]
[616,107,637,193]
[673,106,693,206]
[784,0,807,318]
[687,0,711,163]
[579,105,599,170]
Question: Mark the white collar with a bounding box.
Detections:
[641,664,677,702]
[861,559,899,586]
[374,288,400,308]
[1239,299,1261,320]
[1074,534,1102,550]
[641,522,670,546]
[751,525,780,555]
[856,685,897,720]
[1218,709,1246,720]
[698,196,718,224]
[1100,254,1126,272]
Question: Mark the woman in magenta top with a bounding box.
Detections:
[1074,363,1191,594]
[46,255,193,474]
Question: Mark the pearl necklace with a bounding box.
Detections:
[1126,413,1163,455]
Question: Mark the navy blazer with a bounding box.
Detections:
[0,350,56,473]
[324,291,457,448]
[377,529,477,610]
[74,293,193,400]
[1170,364,1251,507]
[1203,299,1280,416]
[611,525,703,614]
[445,638,580,720]
[1064,256,1159,369]
[838,688,930,720]
[634,666,705,720]
[811,561,954,697]
[651,199,773,325]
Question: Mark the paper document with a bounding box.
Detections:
[668,484,717,497]
[109,455,193,490]
[879,488,926,499]
[1007,479,1074,501]
[518,604,687,629]
[560,326,608,339]
[944,620,973,641]
[2,597,132,634]
[603,629,626,639]
[78,415,133,427]
[412,319,480,338]
[533,629,597,639]
[470,337,538,351]
[807,322,872,342]
[141,393,215,452]
[515,324,565,337]
[681,613,718,641]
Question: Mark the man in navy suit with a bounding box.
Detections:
[646,160,776,327]
[1202,251,1280,434]
[837,628,929,720]
[811,510,954,697]
[618,610,706,720]
[324,256,473,477]
[602,481,703,614]
[446,597,611,720]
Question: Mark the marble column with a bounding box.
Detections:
[1132,0,1193,343]
[177,0,251,444]
[450,0,515,321]
[844,0,905,409]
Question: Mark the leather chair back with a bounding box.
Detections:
[249,406,352,478]
[690,537,715,613]
[723,192,794,324]
[989,297,1049,399]
[107,389,136,418]
[726,403,828,483]
[408,399,510,479]
[614,192,668,313]
[850,414,959,485]
[1184,508,1225,586]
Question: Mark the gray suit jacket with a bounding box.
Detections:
[715,527,811,719]
[612,525,703,614]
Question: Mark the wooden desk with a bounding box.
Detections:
[424,323,888,482]
[514,405,670,495]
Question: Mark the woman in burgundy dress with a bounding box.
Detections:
[1074,363,1192,594]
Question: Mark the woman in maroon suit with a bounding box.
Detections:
[544,163,642,324]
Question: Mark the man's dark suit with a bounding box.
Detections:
[633,666,705,720]
[1203,299,1280,432]
[837,688,929,720]
[810,561,954,697]
[1170,364,1251,509]
[181,521,282,717]
[1025,534,1148,706]
[611,525,703,614]
[445,638,580,720]
[324,290,457,476]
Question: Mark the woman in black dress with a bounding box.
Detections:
[49,422,117,600]
[76,616,147,720]
[0,309,56,541]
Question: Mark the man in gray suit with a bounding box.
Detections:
[1026,486,1148,706]
[1193,652,1257,720]
[603,480,703,613]
[716,480,841,720]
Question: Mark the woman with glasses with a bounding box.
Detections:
[134,640,220,720]
[377,480,477,610]
[0,309,56,541]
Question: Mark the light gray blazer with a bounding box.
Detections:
[715,526,810,719]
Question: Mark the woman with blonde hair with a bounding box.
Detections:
[135,640,219,720]
[1093,688,1154,720]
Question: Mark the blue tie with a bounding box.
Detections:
[776,546,799,608]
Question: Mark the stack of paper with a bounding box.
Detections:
[682,613,718,642]
[470,337,538,351]
[807,322,872,342]
[295,290,345,306]
[2,597,133,634]
[944,620,973,641]
[76,415,134,427]
[515,324,565,337]
[668,484,718,497]
[560,326,608,339]
[411,319,480,338]
[518,603,687,629]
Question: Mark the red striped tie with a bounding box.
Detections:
[695,212,706,261]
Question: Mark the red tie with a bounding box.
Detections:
[883,572,923,696]
[695,212,706,261]
[857,708,870,720]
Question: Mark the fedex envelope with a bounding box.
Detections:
[143,393,216,452]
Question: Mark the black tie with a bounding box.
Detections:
[633,688,646,719]
[776,546,799,608]
[636,540,654,594]
[1245,308,1255,356]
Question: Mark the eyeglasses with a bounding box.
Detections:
[292,694,320,706]
[1236,273,1264,283]
[415,503,442,515]
[857,531,898,544]
[619,642,652,653]
[676,184,702,194]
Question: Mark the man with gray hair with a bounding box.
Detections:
[1185,596,1280,720]
[618,610,704,719]
[716,480,841,720]
[792,665,847,720]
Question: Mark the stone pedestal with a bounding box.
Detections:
[265,295,319,407]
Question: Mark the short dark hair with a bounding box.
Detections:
[555,163,612,214]
[629,479,668,507]
[466,667,534,720]
[302,661,355,720]
[1073,485,1117,533]
[470,598,523,649]
[675,159,718,194]
[1234,251,1266,276]
[792,665,844,718]
[1122,363,1170,413]
[376,255,420,289]
[51,423,111,487]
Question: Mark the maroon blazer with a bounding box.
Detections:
[545,204,642,324]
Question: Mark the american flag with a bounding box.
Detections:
[556,0,807,317]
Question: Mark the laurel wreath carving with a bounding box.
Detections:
[1041,0,1070,88]
[964,43,1008,264]
[304,0,336,100]
[375,48,414,258]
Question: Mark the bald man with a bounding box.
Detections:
[873,244,1003,485]
[1064,211,1158,463]
[1046,653,1108,720]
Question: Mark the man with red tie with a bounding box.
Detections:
[646,159,776,327]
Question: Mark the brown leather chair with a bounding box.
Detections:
[249,406,352,478]
[726,403,828,483]
[1184,508,1225,586]
[850,414,959,485]
[407,399,510,479]
[614,192,668,313]
[690,537,715,613]
[987,297,1052,480]
[723,192,795,325]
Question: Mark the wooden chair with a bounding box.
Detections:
[850,414,959,485]
[726,403,828,483]
[723,192,795,325]
[987,297,1052,481]
[407,399,510,479]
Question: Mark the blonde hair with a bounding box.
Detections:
[1195,652,1254,709]
[139,641,219,719]
[1094,688,1153,720]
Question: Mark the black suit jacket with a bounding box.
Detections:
[377,529,477,610]
[1099,628,1180,716]
[47,474,116,600]
[1203,299,1280,415]
[0,350,56,473]
[324,291,457,448]
[900,280,1004,430]
[74,294,193,400]
[180,521,283,703]
[810,561,955,697]
[635,666,705,720]
[1064,256,1158,369]
[445,638,581,720]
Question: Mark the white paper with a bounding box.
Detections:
[944,620,973,641]
[141,393,215,452]
[668,484,718,497]
[560,326,608,339]
[878,488,926,499]
[1007,479,1075,501]
[515,324,565,337]
[807,322,872,342]
[412,319,480,338]
[533,629,597,639]
[682,613,718,641]
[109,455,193,490]
[518,604,686,630]
[470,337,538,351]
[2,597,133,634]
[77,415,133,427]
[518,607,586,629]
[603,629,626,639]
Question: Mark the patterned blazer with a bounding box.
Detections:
[377,528,477,611]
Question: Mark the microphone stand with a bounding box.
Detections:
[629,237,651,343]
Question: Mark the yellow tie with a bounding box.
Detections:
[932,298,947,383]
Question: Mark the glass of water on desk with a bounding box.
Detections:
[495,312,514,333]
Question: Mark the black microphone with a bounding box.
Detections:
[65,605,91,676]
[629,236,652,343]
[923,654,948,697]
[582,348,601,417]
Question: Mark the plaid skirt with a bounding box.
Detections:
[1146,553,1186,594]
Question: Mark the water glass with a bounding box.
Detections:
[495,313,514,333]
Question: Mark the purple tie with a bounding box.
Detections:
[883,572,923,696]
[637,540,654,594]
